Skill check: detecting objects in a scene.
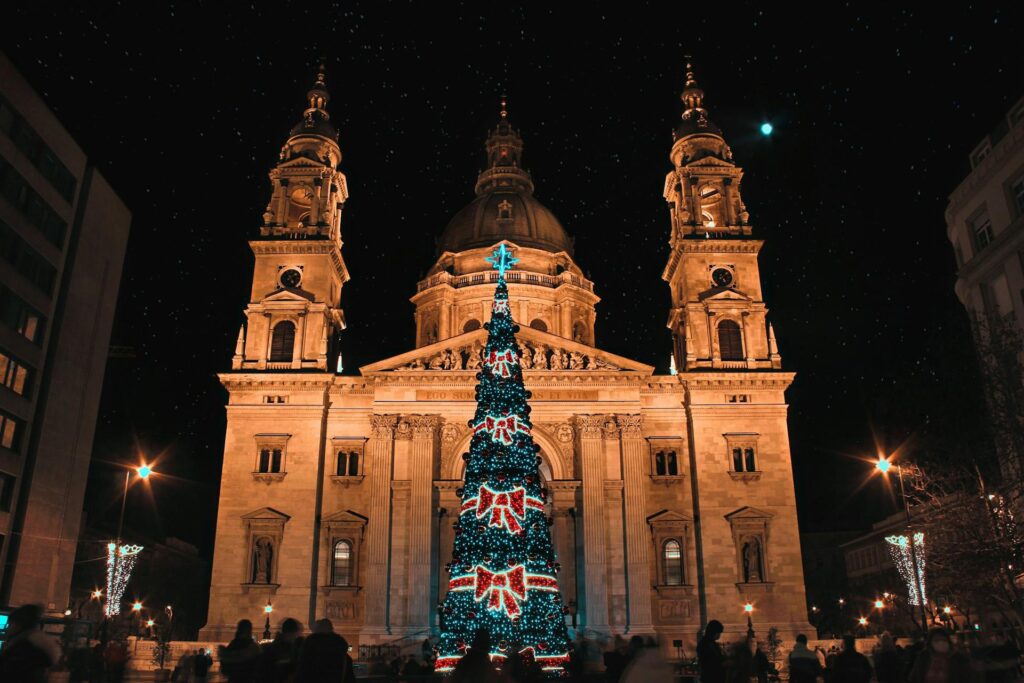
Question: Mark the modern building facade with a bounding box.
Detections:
[201,64,810,654]
[0,52,131,613]
[945,95,1024,480]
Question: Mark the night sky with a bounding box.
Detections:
[2,4,1021,560]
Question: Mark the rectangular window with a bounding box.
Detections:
[0,156,67,248]
[1012,176,1024,217]
[0,348,32,397]
[971,213,994,251]
[0,218,56,295]
[0,409,22,450]
[271,449,282,473]
[0,94,77,202]
[0,472,14,511]
[258,449,270,473]
[971,142,991,169]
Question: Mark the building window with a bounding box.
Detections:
[257,448,283,474]
[0,349,32,397]
[971,212,994,251]
[529,319,548,333]
[0,218,57,295]
[269,321,296,362]
[654,450,679,476]
[337,450,360,477]
[727,394,750,403]
[731,446,757,473]
[263,395,287,404]
[718,320,744,360]
[0,409,22,450]
[463,319,481,333]
[0,284,45,344]
[663,540,683,586]
[971,141,991,169]
[497,199,513,221]
[333,540,352,586]
[0,156,68,247]
[1012,176,1024,217]
[0,94,77,202]
[0,472,14,511]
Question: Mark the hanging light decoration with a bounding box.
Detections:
[105,543,144,617]
[885,533,926,606]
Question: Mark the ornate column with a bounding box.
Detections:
[559,302,572,338]
[618,414,654,633]
[439,301,450,341]
[722,178,734,226]
[362,415,397,636]
[741,311,755,367]
[407,415,439,630]
[575,415,609,631]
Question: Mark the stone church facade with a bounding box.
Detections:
[200,64,811,653]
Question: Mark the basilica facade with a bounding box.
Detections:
[200,64,810,653]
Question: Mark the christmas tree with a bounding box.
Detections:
[435,244,572,677]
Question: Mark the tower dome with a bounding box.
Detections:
[437,99,574,255]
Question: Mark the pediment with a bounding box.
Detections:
[260,287,315,304]
[689,156,734,168]
[323,509,368,525]
[359,326,654,374]
[724,506,774,521]
[241,507,291,522]
[276,155,328,171]
[698,286,753,303]
[647,509,693,525]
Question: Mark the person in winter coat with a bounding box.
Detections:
[873,632,903,683]
[218,620,262,683]
[789,634,824,683]
[257,618,302,683]
[697,620,727,683]
[452,628,499,683]
[296,619,354,683]
[828,635,872,683]
[907,627,975,683]
[0,604,59,683]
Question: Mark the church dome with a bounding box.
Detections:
[438,100,574,256]
[438,190,573,255]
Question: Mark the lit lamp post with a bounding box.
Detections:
[263,601,273,640]
[106,464,154,618]
[875,456,928,633]
[744,602,755,639]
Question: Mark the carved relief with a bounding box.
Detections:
[440,422,462,445]
[370,415,397,438]
[616,414,643,438]
[395,420,413,440]
[390,341,622,372]
[555,424,574,443]
[658,599,692,623]
[408,415,440,439]
[575,415,606,440]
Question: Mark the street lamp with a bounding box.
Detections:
[874,599,884,610]
[874,455,927,633]
[263,601,273,640]
[743,603,755,638]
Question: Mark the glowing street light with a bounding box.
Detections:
[137,465,152,479]
[263,601,273,640]
[743,603,754,613]
[838,598,845,606]
[858,617,868,627]
[92,589,102,599]
[943,606,952,615]
[874,599,885,609]
[760,122,773,136]
[875,456,892,473]
[146,618,155,628]
[132,601,142,612]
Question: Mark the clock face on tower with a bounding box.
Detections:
[280,268,302,289]
[711,267,734,287]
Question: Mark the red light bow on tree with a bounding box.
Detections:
[473,414,530,445]
[488,348,519,378]
[461,485,545,534]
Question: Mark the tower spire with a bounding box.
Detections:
[475,95,534,196]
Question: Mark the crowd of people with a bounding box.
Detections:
[695,620,1023,683]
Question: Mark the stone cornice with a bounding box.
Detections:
[219,373,335,391]
[249,238,350,285]
[679,372,796,390]
[365,371,652,386]
[662,239,764,282]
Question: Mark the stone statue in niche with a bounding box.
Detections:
[742,536,763,583]
[252,536,274,584]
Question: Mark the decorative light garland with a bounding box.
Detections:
[885,533,926,606]
[104,543,144,616]
[472,413,531,446]
[461,485,545,534]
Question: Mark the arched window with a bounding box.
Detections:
[655,451,666,476]
[744,448,756,472]
[336,451,346,476]
[332,540,352,586]
[667,451,678,476]
[270,321,296,362]
[348,451,359,476]
[258,448,283,474]
[530,319,548,333]
[718,320,743,360]
[463,319,481,333]
[732,447,744,472]
[663,540,683,585]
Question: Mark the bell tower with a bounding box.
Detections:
[662,62,782,372]
[232,64,349,372]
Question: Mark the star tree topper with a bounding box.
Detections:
[486,243,520,278]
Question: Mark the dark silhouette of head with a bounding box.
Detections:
[796,633,808,645]
[313,619,334,634]
[471,628,490,652]
[629,635,644,651]
[8,604,42,635]
[842,634,857,652]
[279,618,301,641]
[234,619,253,640]
[705,620,724,641]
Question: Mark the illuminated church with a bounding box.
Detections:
[200,64,810,654]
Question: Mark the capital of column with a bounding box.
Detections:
[370,414,398,438]
[574,414,607,440]
[394,420,413,440]
[407,414,442,440]
[616,414,643,439]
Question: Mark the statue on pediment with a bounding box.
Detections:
[466,343,483,370]
[520,345,534,369]
[533,345,548,369]
[568,351,584,370]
